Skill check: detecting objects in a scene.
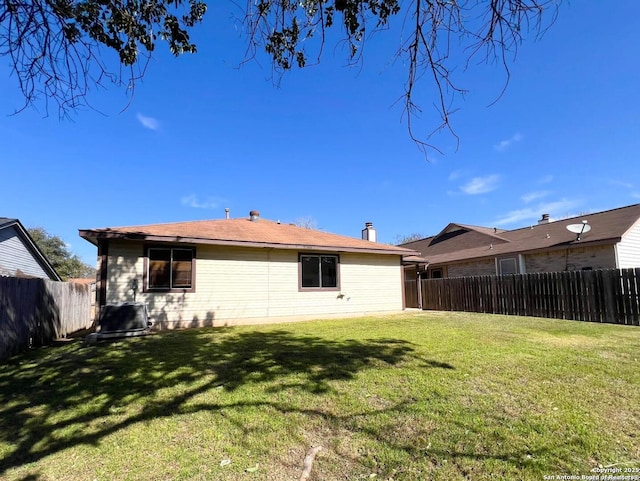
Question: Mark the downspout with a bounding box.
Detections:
[266,248,273,317]
[97,239,109,311]
[417,262,428,309]
[416,269,423,310]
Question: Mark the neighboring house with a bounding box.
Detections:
[401,203,640,279]
[0,217,61,280]
[79,211,419,329]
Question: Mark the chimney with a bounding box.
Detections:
[361,222,377,242]
[538,213,550,225]
[225,208,230,220]
[249,210,260,222]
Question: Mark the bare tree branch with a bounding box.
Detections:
[238,0,559,157]
[1,0,559,155]
[1,0,206,116]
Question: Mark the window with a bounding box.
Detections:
[498,257,518,275]
[147,247,195,290]
[300,254,339,289]
[430,269,443,279]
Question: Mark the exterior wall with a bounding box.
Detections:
[617,219,640,268]
[0,226,52,278]
[446,258,496,278]
[524,245,616,272]
[104,241,404,328]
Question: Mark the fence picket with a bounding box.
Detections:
[632,268,640,326]
[0,278,93,361]
[418,268,640,326]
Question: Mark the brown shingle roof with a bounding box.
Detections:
[401,203,640,266]
[80,217,418,256]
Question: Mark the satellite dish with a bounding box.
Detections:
[566,221,591,240]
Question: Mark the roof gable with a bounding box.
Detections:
[401,223,509,257]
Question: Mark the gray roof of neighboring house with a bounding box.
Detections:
[401,203,640,266]
[0,217,18,227]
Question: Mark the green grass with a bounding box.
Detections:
[0,311,639,480]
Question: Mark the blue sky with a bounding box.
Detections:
[2,1,639,266]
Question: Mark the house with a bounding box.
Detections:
[79,211,419,329]
[401,203,640,280]
[0,217,61,280]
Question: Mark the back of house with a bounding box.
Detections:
[80,211,419,329]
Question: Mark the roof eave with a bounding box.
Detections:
[80,231,418,256]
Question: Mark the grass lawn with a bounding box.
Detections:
[0,311,639,480]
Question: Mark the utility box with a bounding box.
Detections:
[86,303,152,344]
[98,303,150,332]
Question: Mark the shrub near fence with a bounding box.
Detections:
[0,277,93,360]
[421,268,640,326]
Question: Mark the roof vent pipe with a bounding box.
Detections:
[538,213,550,225]
[225,208,230,220]
[249,210,260,222]
[362,222,377,242]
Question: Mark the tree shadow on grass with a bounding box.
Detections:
[0,327,451,476]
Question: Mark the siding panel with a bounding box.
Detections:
[104,242,403,328]
[0,226,51,278]
[617,219,640,268]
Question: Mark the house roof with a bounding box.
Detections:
[0,217,62,281]
[0,217,18,229]
[401,203,640,266]
[79,215,419,257]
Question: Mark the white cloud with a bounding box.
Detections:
[494,198,581,226]
[494,132,523,152]
[137,113,160,131]
[459,175,501,195]
[521,191,550,203]
[180,194,225,209]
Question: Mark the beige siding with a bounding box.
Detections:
[617,219,640,268]
[104,242,403,329]
[524,245,616,272]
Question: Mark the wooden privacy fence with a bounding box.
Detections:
[0,277,93,360]
[421,268,640,326]
[404,278,419,309]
